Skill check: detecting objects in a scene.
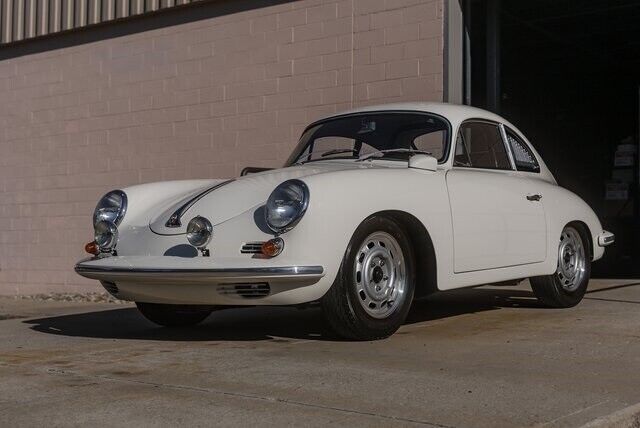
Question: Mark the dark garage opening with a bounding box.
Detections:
[464,0,640,277]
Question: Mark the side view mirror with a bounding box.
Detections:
[408,154,438,171]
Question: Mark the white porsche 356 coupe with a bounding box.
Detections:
[76,102,614,340]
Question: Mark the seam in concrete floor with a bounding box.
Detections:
[580,402,640,428]
[582,403,640,428]
[43,366,453,428]
[537,400,612,426]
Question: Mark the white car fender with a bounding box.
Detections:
[285,166,453,297]
[535,180,606,263]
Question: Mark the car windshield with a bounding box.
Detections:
[285,112,450,166]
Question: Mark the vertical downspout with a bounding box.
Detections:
[444,0,464,105]
[463,0,471,106]
[486,0,500,113]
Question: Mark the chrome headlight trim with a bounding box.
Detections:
[93,190,127,227]
[265,179,309,234]
[186,216,213,249]
[94,220,119,252]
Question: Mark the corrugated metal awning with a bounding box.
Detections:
[0,0,202,45]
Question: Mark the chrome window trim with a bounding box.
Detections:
[499,123,517,171]
[453,118,515,171]
[288,110,454,166]
[503,125,541,173]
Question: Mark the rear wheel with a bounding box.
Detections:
[136,302,212,327]
[322,216,416,340]
[530,225,591,308]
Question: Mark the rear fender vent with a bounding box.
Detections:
[218,283,270,298]
[100,281,119,296]
[241,242,265,254]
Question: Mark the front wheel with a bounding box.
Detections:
[321,216,416,340]
[136,302,212,327]
[530,225,591,308]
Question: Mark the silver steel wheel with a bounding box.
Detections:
[353,231,407,319]
[556,227,586,292]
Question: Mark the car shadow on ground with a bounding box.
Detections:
[406,286,542,325]
[23,287,548,342]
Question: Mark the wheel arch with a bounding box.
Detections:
[540,182,603,263]
[566,220,594,260]
[370,210,438,299]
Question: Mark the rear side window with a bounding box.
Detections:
[454,121,511,170]
[505,128,540,173]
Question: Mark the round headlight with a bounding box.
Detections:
[93,190,127,227]
[94,221,118,252]
[186,216,213,249]
[265,179,309,233]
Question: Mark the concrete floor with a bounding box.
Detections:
[1,279,640,427]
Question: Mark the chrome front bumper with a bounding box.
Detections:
[74,256,328,305]
[75,263,325,283]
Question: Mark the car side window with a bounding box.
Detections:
[453,131,472,167]
[454,122,512,170]
[505,128,540,173]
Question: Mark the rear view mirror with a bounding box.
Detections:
[408,154,438,171]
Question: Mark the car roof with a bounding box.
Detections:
[318,102,507,126]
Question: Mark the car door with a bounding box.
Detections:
[446,120,547,273]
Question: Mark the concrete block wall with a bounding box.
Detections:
[0,0,444,295]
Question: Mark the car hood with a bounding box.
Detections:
[149,161,378,235]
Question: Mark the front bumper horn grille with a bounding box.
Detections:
[241,242,264,254]
[217,283,270,298]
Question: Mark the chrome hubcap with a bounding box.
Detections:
[354,231,407,319]
[557,227,586,292]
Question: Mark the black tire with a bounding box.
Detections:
[136,302,212,327]
[321,215,416,340]
[530,225,591,308]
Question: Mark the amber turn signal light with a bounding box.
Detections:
[261,238,284,257]
[85,241,100,256]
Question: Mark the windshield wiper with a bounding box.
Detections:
[320,148,359,157]
[293,148,358,165]
[356,148,432,162]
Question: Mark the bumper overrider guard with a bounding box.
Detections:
[597,230,615,247]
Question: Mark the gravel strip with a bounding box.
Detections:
[14,292,127,304]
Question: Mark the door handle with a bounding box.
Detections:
[526,194,542,202]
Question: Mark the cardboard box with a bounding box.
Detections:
[614,153,635,167]
[605,181,629,201]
